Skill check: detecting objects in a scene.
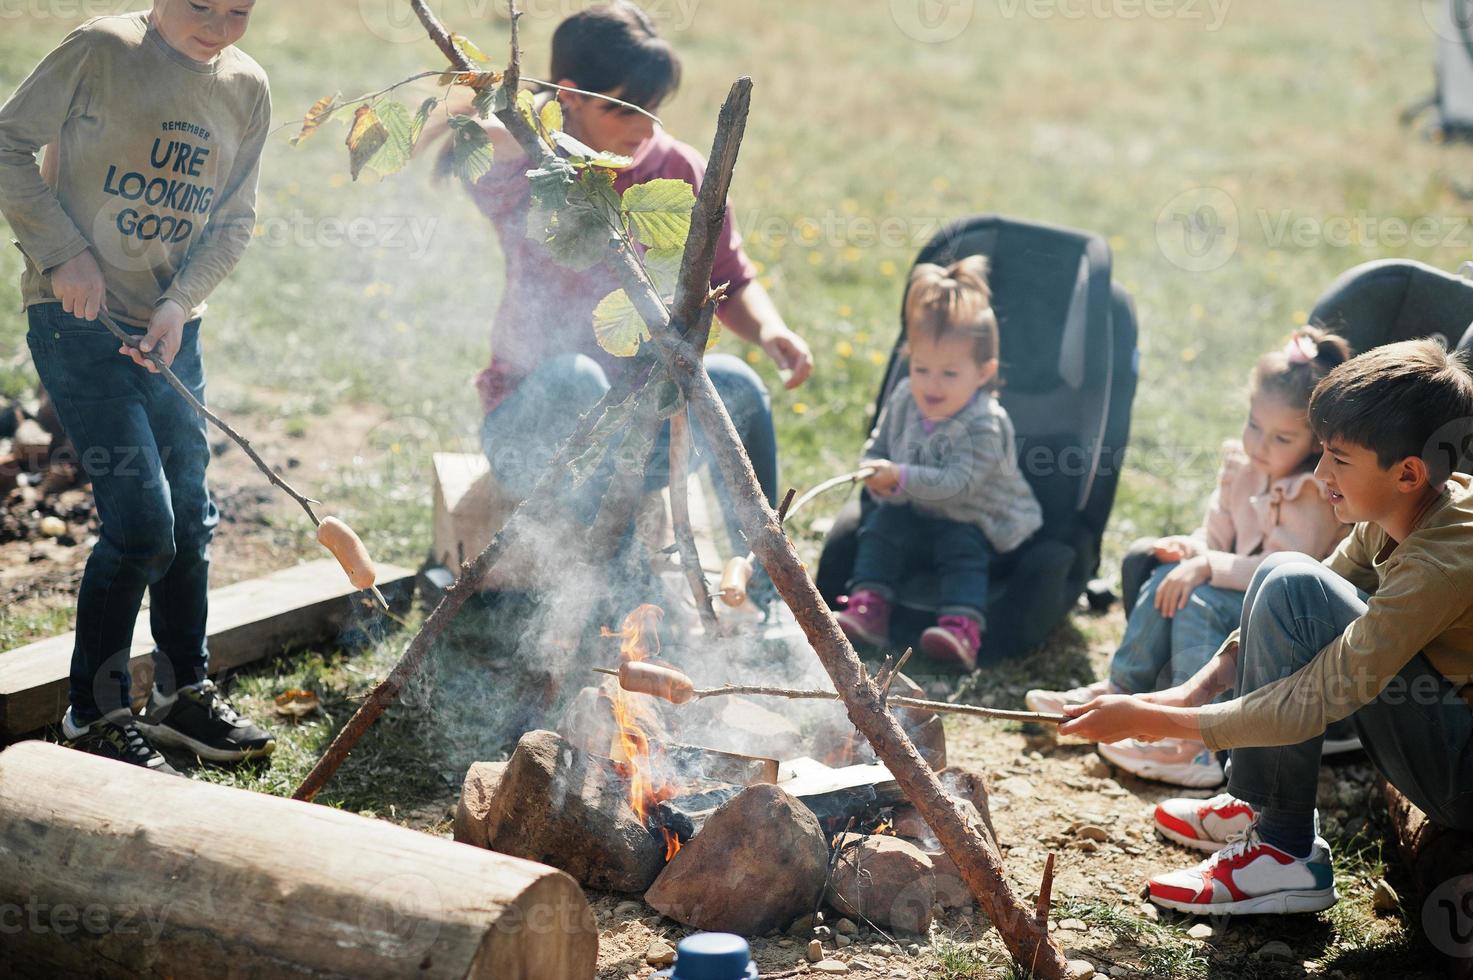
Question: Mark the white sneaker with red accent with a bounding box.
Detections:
[1147,827,1337,915]
[1154,792,1256,852]
[1098,737,1224,788]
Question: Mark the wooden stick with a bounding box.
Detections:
[669,408,720,635]
[590,668,1064,725]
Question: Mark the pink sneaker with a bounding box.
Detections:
[835,589,891,647]
[920,615,981,671]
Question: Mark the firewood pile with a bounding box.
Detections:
[0,393,90,548]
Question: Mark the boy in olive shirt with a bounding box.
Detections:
[1062,339,1473,915]
[0,0,274,771]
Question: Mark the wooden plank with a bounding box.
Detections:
[0,559,414,736]
[0,741,597,979]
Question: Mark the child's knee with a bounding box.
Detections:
[1248,552,1319,594]
[119,515,178,584]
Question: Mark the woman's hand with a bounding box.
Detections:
[1154,554,1211,618]
[123,299,186,373]
[760,327,813,389]
[1058,694,1197,744]
[1153,535,1201,563]
[51,250,107,321]
[864,459,902,496]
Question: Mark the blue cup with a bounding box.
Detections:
[653,933,759,980]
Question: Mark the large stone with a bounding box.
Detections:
[939,765,999,843]
[463,729,664,893]
[646,784,828,935]
[825,832,936,934]
[453,761,507,849]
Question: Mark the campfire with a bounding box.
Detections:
[454,600,994,941]
[604,604,683,862]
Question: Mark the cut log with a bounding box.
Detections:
[0,559,415,736]
[1380,776,1473,978]
[0,740,597,979]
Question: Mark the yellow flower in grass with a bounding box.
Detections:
[842,246,862,264]
[838,304,853,318]
[808,252,824,267]
[1293,310,1308,325]
[868,350,887,366]
[792,402,809,415]
[879,260,897,277]
[746,350,762,365]
[837,340,854,359]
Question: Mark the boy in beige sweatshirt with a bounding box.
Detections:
[0,1,274,771]
[1061,339,1473,916]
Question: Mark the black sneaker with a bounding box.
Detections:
[61,708,180,776]
[136,678,275,762]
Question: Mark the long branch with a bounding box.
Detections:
[669,410,720,634]
[589,669,1064,724]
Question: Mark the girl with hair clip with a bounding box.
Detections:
[1028,328,1355,787]
[835,256,1043,672]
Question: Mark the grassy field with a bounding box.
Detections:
[3,1,1471,975]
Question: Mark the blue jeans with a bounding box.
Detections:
[480,353,778,551]
[27,303,217,723]
[848,503,993,624]
[1226,553,1473,829]
[1110,561,1245,695]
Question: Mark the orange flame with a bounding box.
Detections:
[605,604,682,860]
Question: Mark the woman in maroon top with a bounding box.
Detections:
[429,1,810,560]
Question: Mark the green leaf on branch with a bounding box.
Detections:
[346,105,388,180]
[552,131,634,170]
[291,94,339,146]
[517,90,539,133]
[622,178,695,250]
[527,159,576,211]
[643,246,683,299]
[411,96,439,146]
[592,289,649,357]
[539,99,563,137]
[446,115,496,182]
[451,33,490,64]
[360,99,416,178]
[536,167,623,269]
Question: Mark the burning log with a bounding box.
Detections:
[454,729,666,893]
[0,741,596,980]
